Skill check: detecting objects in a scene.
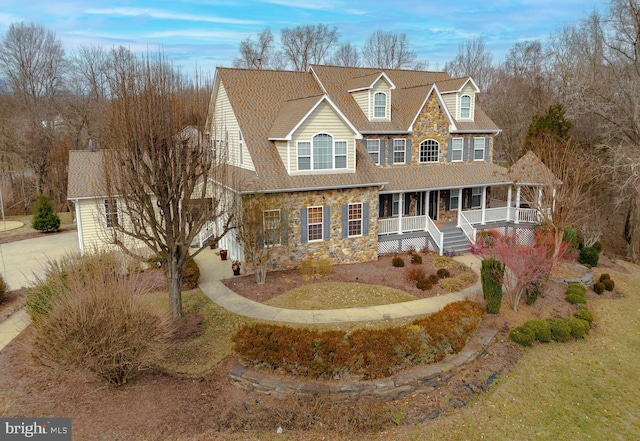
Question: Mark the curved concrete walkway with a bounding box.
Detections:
[194,250,483,324]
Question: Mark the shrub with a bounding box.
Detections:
[0,274,7,302]
[428,274,440,284]
[603,278,615,291]
[566,318,590,339]
[574,308,594,324]
[593,282,605,295]
[592,241,602,253]
[565,293,587,305]
[578,247,599,267]
[31,193,61,233]
[405,267,426,283]
[562,227,580,249]
[410,253,422,265]
[509,326,535,346]
[599,273,611,283]
[481,257,504,314]
[436,268,450,279]
[392,257,405,268]
[525,282,541,305]
[298,257,315,277]
[183,257,201,289]
[565,283,587,297]
[523,319,551,343]
[316,258,333,276]
[30,253,173,386]
[416,278,432,291]
[546,317,572,342]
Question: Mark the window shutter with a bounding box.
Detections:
[300,208,308,243]
[379,139,386,165]
[463,138,469,161]
[406,139,412,164]
[323,206,331,241]
[444,190,451,210]
[484,138,490,162]
[281,210,289,245]
[341,204,348,239]
[363,202,370,236]
[387,138,394,165]
[447,138,453,162]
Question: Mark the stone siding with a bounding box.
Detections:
[410,93,450,164]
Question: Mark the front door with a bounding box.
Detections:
[429,190,439,220]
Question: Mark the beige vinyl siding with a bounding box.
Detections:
[275,141,290,172]
[290,101,356,174]
[460,83,476,120]
[370,79,391,121]
[352,90,369,119]
[442,93,456,118]
[212,82,256,171]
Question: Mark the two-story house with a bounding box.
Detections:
[208,65,532,269]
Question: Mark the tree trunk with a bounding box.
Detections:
[255,267,267,285]
[166,253,184,321]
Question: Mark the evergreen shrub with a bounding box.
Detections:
[578,247,599,267]
[31,193,61,232]
[593,282,605,295]
[523,319,551,343]
[392,257,405,268]
[509,326,535,346]
[603,278,615,291]
[546,318,572,342]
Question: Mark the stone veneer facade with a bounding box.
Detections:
[260,186,379,271]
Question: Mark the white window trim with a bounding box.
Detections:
[296,133,349,171]
[419,139,440,163]
[307,206,324,242]
[366,139,380,165]
[373,91,387,119]
[263,209,281,247]
[451,138,463,162]
[460,94,472,120]
[348,202,363,238]
[393,139,406,164]
[105,199,118,229]
[392,193,400,216]
[474,137,485,161]
[450,189,460,211]
[471,188,482,208]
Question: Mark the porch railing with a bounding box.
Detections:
[195,220,217,248]
[378,215,443,255]
[426,216,444,255]
[459,211,477,244]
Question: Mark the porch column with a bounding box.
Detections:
[551,186,557,221]
[506,185,512,222]
[425,190,431,231]
[536,186,543,211]
[481,186,487,224]
[398,193,404,235]
[515,186,521,224]
[456,188,463,227]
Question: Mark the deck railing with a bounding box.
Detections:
[459,212,477,244]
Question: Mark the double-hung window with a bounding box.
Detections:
[419,139,439,163]
[263,209,281,247]
[474,137,485,161]
[298,134,348,170]
[366,139,380,164]
[348,203,363,237]
[105,199,118,228]
[298,141,311,170]
[471,188,482,208]
[393,139,406,164]
[374,92,387,118]
[307,207,324,241]
[392,194,400,216]
[335,141,347,169]
[313,133,332,169]
[451,138,463,162]
[449,189,460,210]
[460,95,471,119]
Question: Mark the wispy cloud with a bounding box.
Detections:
[85,7,262,25]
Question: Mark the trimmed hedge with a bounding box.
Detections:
[509,326,535,346]
[481,257,505,314]
[566,283,587,297]
[392,257,405,268]
[578,247,599,267]
[436,268,451,279]
[523,319,551,343]
[233,301,484,380]
[566,318,590,339]
[574,308,594,324]
[593,282,605,295]
[599,273,611,283]
[603,278,615,291]
[546,318,572,342]
[565,293,587,305]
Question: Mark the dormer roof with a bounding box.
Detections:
[346,71,396,92]
[437,77,480,94]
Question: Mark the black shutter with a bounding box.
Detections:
[447,138,453,162]
[463,138,469,161]
[484,137,490,162]
[341,204,348,239]
[300,208,308,243]
[363,202,369,236]
[323,206,330,241]
[444,190,451,210]
[406,138,412,164]
[379,139,386,165]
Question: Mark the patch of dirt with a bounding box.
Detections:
[0,288,27,324]
[223,254,475,303]
[173,312,206,340]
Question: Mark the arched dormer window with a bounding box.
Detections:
[460,95,471,119]
[374,92,387,118]
[419,139,439,163]
[313,133,333,169]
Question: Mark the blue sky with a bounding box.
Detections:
[0,0,607,74]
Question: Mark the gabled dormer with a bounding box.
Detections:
[347,72,396,122]
[438,77,480,122]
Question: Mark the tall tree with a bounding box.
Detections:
[0,22,66,196]
[232,27,278,70]
[102,48,235,321]
[361,30,417,69]
[444,37,494,89]
[329,42,361,67]
[280,24,339,71]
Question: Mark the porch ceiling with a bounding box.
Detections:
[378,162,510,193]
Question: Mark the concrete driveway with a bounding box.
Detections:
[0,230,79,290]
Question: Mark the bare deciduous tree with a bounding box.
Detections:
[361,30,417,69]
[280,24,339,71]
[232,27,278,70]
[329,42,361,67]
[444,37,494,90]
[102,49,235,321]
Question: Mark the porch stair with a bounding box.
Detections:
[440,224,472,255]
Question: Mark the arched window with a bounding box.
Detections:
[374,92,387,118]
[419,139,440,163]
[460,95,471,119]
[313,133,333,169]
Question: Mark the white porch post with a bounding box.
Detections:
[398,192,404,235]
[515,186,521,224]
[481,186,487,224]
[456,188,463,227]
[506,185,512,222]
[551,186,557,221]
[425,190,431,231]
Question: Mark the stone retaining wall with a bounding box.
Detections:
[229,328,497,402]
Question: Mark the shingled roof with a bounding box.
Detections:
[68,150,107,199]
[508,151,561,186]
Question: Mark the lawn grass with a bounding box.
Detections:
[0,212,74,239]
[264,281,418,310]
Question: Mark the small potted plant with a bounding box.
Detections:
[231,260,242,276]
